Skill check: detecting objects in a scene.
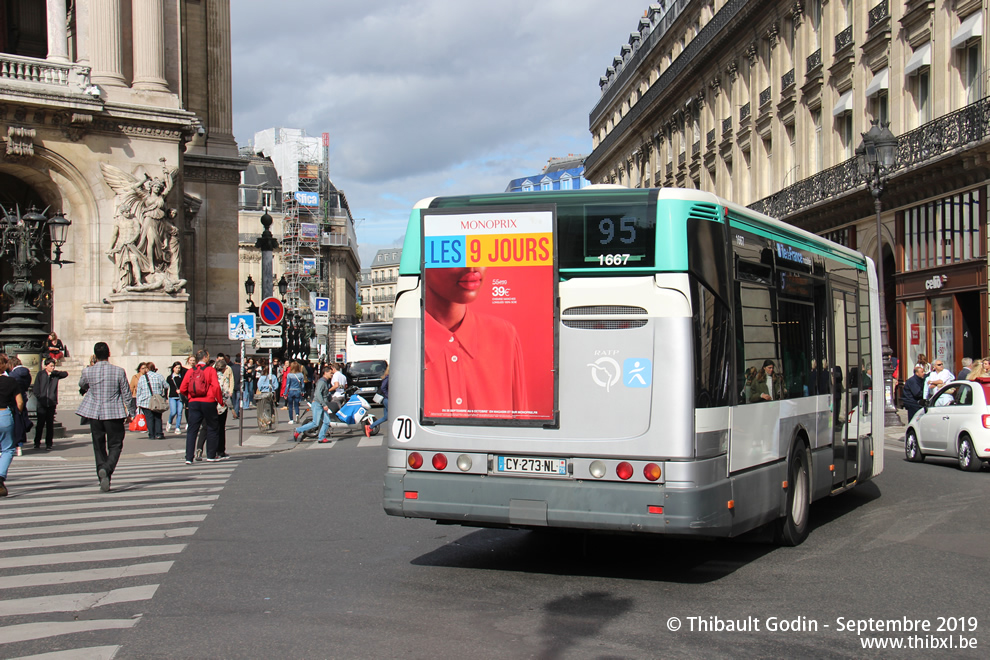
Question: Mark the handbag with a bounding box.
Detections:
[145,374,169,414]
[129,413,147,432]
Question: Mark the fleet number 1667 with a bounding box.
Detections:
[598,254,631,266]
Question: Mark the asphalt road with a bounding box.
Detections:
[2,436,988,659]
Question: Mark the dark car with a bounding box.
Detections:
[344,360,387,404]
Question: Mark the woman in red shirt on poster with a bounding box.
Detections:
[423,266,529,419]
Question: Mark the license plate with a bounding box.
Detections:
[496,456,567,476]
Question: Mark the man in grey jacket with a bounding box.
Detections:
[293,364,333,443]
[77,342,136,492]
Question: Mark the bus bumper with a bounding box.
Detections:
[383,466,741,537]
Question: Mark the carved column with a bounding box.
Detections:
[132,0,169,91]
[90,0,126,86]
[206,0,234,137]
[46,0,69,62]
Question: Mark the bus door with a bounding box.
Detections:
[830,284,860,489]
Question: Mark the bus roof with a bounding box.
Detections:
[401,187,867,274]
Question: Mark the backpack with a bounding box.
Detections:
[187,365,209,398]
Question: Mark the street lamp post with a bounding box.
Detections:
[244,274,258,314]
[855,120,902,427]
[0,205,71,359]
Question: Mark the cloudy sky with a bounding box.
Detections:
[231,1,647,267]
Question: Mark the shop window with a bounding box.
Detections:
[905,300,928,369]
[903,190,981,271]
[932,296,955,369]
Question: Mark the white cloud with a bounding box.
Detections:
[232,0,648,261]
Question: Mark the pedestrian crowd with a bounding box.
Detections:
[899,354,990,422]
[0,341,387,497]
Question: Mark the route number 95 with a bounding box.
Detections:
[597,254,631,266]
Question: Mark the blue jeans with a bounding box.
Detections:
[0,408,14,480]
[286,393,302,420]
[369,397,388,430]
[168,397,184,428]
[295,402,331,438]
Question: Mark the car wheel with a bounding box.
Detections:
[958,436,981,472]
[775,443,811,547]
[905,429,925,463]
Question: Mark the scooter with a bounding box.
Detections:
[296,386,379,440]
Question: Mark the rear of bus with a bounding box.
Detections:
[382,188,869,538]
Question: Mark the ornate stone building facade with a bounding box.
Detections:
[359,248,402,322]
[0,0,243,375]
[585,0,990,373]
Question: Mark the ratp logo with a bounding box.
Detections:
[587,357,621,392]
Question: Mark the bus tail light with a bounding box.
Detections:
[456,454,473,471]
[648,505,664,514]
[982,415,990,429]
[404,491,418,500]
[432,453,448,470]
[643,463,661,482]
[408,452,424,469]
[589,461,606,478]
[616,462,633,480]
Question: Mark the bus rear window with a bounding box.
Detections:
[351,326,391,345]
[430,190,657,270]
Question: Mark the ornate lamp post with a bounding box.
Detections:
[0,205,71,357]
[855,120,901,427]
[254,211,278,300]
[244,274,258,314]
[277,274,289,300]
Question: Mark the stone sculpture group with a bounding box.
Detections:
[101,158,187,294]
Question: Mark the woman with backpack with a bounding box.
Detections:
[284,362,306,423]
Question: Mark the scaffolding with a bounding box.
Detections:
[281,160,325,310]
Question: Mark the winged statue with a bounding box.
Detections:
[101,159,186,294]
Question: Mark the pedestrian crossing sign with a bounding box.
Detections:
[228,313,256,340]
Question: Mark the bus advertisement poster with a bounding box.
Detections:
[421,205,557,425]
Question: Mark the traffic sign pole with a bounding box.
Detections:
[238,339,245,447]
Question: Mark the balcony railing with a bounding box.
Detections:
[678,152,686,166]
[868,1,889,30]
[692,141,701,156]
[835,26,853,53]
[748,96,990,221]
[759,86,772,107]
[722,117,732,135]
[806,49,822,73]
[781,68,795,90]
[740,102,751,121]
[666,162,673,176]
[0,53,92,89]
[707,128,716,145]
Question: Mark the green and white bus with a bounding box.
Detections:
[383,187,882,545]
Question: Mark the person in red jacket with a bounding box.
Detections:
[179,349,225,464]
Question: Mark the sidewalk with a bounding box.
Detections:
[882,408,909,448]
[15,403,322,463]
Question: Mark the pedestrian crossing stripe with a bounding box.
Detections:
[0,460,238,657]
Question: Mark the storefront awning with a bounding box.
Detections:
[951,12,983,49]
[865,68,889,98]
[905,42,932,76]
[832,90,853,117]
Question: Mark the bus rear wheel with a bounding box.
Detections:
[775,444,811,547]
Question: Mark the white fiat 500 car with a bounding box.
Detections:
[905,378,990,471]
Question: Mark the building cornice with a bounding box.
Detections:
[586,0,772,177]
